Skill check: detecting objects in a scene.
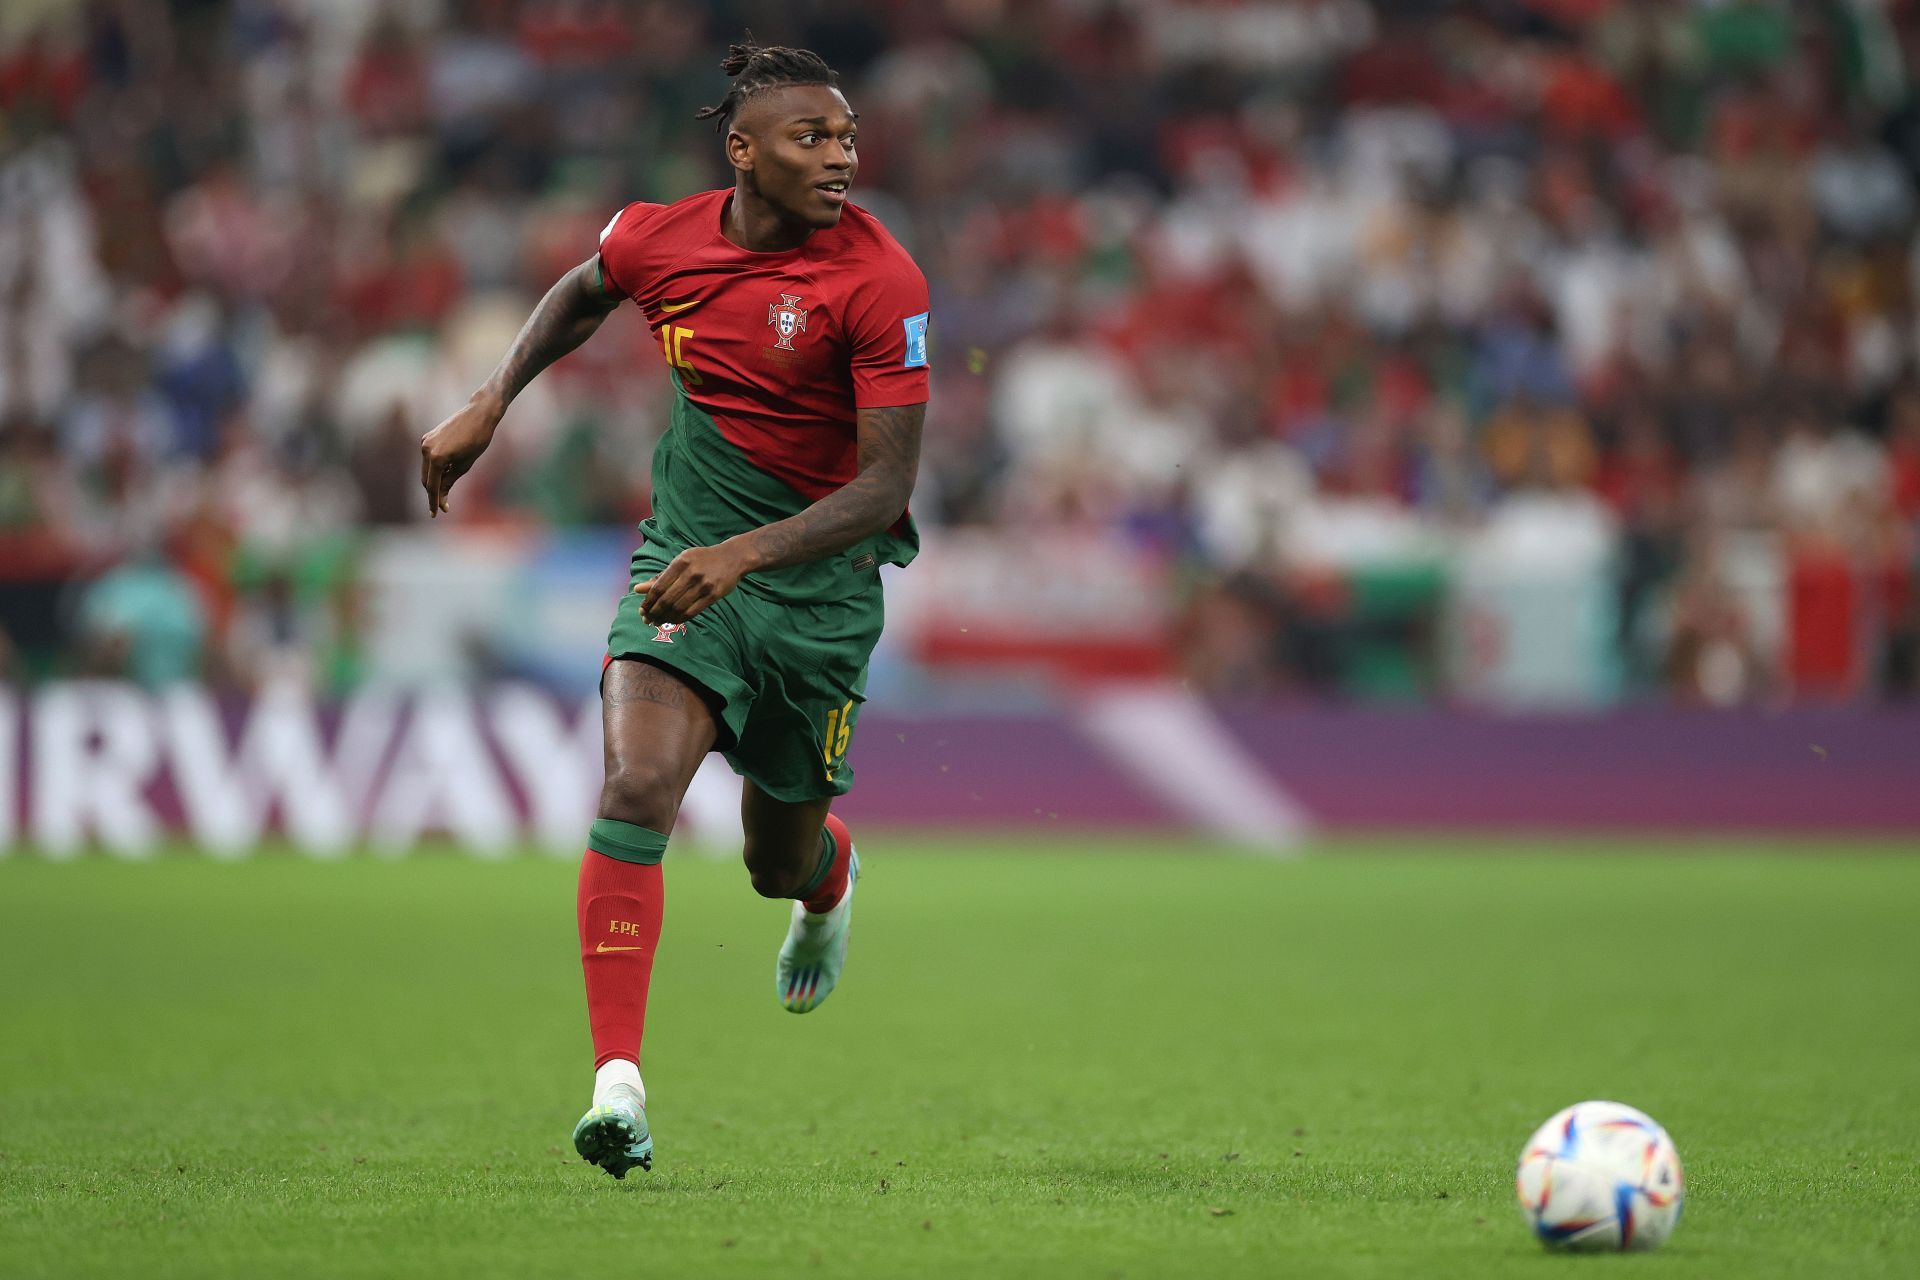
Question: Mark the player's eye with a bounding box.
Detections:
[798,132,820,145]
[843,134,857,148]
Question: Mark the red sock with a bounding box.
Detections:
[804,813,855,914]
[577,850,664,1070]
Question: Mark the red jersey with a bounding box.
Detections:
[595,189,929,601]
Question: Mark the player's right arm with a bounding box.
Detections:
[419,258,621,517]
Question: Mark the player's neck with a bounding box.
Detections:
[723,187,815,254]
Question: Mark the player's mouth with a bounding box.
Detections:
[815,178,850,205]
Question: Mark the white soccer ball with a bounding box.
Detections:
[1515,1100,1684,1252]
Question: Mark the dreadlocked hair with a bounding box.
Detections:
[694,39,839,133]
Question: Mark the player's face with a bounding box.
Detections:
[731,85,859,230]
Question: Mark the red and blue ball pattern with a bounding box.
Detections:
[1516,1101,1684,1252]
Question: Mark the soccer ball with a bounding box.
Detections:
[1515,1100,1684,1252]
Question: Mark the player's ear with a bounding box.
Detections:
[726,128,753,172]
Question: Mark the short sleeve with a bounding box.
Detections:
[595,201,664,300]
[845,260,931,409]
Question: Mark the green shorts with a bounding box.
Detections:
[606,545,883,803]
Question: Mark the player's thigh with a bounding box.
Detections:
[739,779,833,887]
[599,656,720,829]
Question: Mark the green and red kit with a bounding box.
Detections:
[595,188,931,801]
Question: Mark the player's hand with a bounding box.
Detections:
[634,541,755,624]
[420,395,503,518]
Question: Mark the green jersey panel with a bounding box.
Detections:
[645,377,917,607]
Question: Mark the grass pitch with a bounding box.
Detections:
[1,837,1916,1278]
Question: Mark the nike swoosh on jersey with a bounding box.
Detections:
[596,942,647,953]
[659,298,701,314]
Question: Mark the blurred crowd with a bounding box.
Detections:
[3,0,1920,702]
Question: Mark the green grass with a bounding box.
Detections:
[1,837,1916,1278]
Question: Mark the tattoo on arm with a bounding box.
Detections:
[742,402,925,572]
[484,259,620,407]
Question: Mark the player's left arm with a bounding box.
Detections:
[635,401,924,623]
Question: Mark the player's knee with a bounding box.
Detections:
[746,867,787,898]
[742,842,810,899]
[745,863,806,899]
[598,761,679,833]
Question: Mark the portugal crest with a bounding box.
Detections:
[650,621,686,644]
[767,293,809,351]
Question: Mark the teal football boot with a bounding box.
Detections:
[776,849,859,1013]
[571,1083,652,1178]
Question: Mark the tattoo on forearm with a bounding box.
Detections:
[746,402,924,571]
[489,262,617,405]
[605,661,687,710]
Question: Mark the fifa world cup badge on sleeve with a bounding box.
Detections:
[903,312,929,368]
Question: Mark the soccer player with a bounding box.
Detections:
[417,41,928,1179]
